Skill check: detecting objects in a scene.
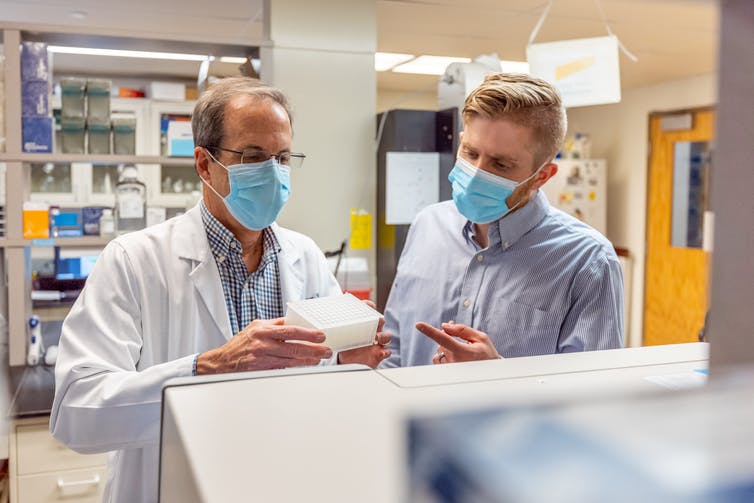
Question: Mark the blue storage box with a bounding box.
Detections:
[81,207,105,236]
[21,42,49,82]
[22,117,53,153]
[51,210,82,237]
[22,81,49,116]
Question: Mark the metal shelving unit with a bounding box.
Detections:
[0,27,247,366]
[0,153,195,165]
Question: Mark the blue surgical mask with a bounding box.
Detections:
[201,152,291,231]
[448,156,540,224]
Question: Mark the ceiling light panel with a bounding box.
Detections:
[392,55,471,75]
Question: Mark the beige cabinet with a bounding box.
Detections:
[9,417,108,503]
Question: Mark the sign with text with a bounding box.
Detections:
[527,35,621,108]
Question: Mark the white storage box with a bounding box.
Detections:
[285,293,380,352]
[149,81,186,101]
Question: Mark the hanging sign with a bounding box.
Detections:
[527,35,621,108]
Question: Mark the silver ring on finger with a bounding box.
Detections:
[438,351,446,363]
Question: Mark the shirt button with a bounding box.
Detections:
[463,299,471,308]
[476,254,484,262]
[503,241,510,250]
[218,255,225,263]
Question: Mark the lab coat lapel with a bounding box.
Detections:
[175,206,233,340]
[272,224,305,305]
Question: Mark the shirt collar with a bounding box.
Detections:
[461,190,550,250]
[200,201,281,262]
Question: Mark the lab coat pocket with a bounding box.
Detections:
[485,297,561,357]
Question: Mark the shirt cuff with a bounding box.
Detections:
[192,353,199,376]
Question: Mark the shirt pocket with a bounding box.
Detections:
[484,297,561,357]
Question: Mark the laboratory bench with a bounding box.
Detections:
[160,343,720,502]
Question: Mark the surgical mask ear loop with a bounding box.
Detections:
[499,163,547,220]
[198,148,229,201]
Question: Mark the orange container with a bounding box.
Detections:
[345,288,372,301]
[22,203,50,239]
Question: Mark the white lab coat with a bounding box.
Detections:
[49,205,341,503]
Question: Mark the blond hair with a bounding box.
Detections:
[463,73,567,167]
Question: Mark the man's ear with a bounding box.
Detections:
[195,146,211,179]
[532,162,558,190]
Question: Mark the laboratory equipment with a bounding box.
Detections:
[44,344,58,366]
[61,77,86,118]
[26,315,42,366]
[285,293,381,351]
[115,166,146,233]
[112,117,137,155]
[86,78,111,119]
[60,117,86,154]
[160,343,713,502]
[376,108,457,310]
[87,118,111,154]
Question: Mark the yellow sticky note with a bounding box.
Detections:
[556,56,595,80]
[349,209,372,250]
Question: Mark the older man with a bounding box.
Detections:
[51,77,390,503]
[382,73,623,367]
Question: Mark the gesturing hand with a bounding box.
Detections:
[196,318,332,374]
[415,321,500,364]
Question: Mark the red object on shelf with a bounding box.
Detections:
[118,87,146,98]
[345,289,371,301]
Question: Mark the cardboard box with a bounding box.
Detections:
[22,81,49,116]
[149,81,186,101]
[22,117,53,153]
[166,120,194,157]
[21,42,49,82]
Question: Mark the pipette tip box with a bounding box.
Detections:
[285,293,381,352]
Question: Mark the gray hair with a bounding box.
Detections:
[191,77,293,149]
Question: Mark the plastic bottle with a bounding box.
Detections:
[99,208,115,236]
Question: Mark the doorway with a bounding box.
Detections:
[644,108,714,345]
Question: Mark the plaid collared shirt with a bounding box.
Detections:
[200,202,284,335]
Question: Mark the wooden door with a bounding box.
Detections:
[644,109,714,345]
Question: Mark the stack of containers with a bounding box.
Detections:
[60,77,113,153]
[21,42,53,153]
[60,77,86,153]
[86,78,111,154]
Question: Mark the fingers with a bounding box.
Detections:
[267,340,333,360]
[432,347,451,365]
[377,316,385,333]
[415,322,466,352]
[374,331,391,346]
[261,324,327,344]
[362,299,377,310]
[441,322,488,343]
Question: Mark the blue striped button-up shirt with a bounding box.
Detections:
[381,191,624,368]
[200,202,284,334]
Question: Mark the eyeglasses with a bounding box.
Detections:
[204,146,306,169]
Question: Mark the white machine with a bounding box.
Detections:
[159,343,719,502]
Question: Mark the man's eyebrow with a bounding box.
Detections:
[239,145,290,154]
[461,142,518,165]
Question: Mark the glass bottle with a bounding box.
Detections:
[115,166,146,233]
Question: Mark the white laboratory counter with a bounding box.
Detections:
[159,343,709,503]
